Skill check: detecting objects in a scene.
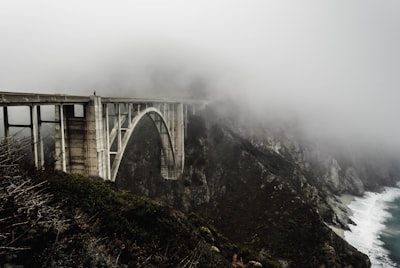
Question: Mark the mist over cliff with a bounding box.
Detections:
[1,1,400,157]
[1,0,400,240]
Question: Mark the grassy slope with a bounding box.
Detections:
[16,171,279,268]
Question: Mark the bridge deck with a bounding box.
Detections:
[0,91,206,106]
[0,92,90,106]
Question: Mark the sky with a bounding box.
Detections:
[0,0,400,151]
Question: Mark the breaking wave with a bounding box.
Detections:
[344,186,400,267]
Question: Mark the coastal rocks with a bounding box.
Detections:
[322,156,342,192]
[327,195,354,231]
[320,157,364,195]
[343,167,364,196]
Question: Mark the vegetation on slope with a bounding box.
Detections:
[0,138,278,267]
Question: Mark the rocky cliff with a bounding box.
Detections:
[114,104,389,267]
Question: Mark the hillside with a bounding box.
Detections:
[115,108,373,267]
[2,168,278,267]
[2,104,393,267]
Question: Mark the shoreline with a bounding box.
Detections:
[328,194,355,239]
[339,194,356,206]
[343,187,400,267]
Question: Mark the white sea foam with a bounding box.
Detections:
[344,186,400,267]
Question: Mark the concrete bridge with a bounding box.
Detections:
[0,91,202,180]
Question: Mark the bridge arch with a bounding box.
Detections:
[110,107,178,181]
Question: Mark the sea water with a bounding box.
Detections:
[344,185,400,267]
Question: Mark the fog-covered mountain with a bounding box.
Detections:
[114,102,400,267]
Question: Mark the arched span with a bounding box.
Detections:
[110,107,177,181]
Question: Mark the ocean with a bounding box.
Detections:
[344,185,400,267]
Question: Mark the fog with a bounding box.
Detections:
[1,0,400,152]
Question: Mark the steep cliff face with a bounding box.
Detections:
[240,118,400,197]
[115,109,373,267]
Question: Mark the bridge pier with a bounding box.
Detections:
[55,97,107,178]
[174,103,185,173]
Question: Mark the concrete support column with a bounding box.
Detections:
[159,115,175,179]
[159,129,171,178]
[117,104,121,151]
[3,107,9,139]
[169,104,175,148]
[60,105,67,172]
[37,106,44,168]
[164,104,169,128]
[55,104,67,172]
[104,104,111,180]
[128,103,132,128]
[184,104,188,138]
[94,97,105,178]
[30,105,39,168]
[85,96,104,177]
[174,103,185,174]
